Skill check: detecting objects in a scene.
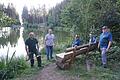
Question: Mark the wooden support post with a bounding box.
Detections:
[71,47,76,64]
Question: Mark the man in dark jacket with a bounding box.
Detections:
[25,32,41,67]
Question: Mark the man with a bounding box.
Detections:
[45,28,55,60]
[72,34,81,47]
[98,26,112,68]
[25,32,41,67]
[89,33,97,44]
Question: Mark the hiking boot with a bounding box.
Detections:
[31,64,34,68]
[51,56,54,59]
[103,64,107,68]
[38,64,42,67]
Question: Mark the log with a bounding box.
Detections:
[56,59,71,69]
[65,42,98,52]
[65,44,88,52]
[56,43,97,61]
[56,47,88,69]
[56,51,73,63]
[56,42,98,69]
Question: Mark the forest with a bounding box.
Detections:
[0,3,20,27]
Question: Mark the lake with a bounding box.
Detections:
[0,27,72,58]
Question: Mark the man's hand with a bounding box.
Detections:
[26,49,29,55]
[106,48,109,52]
[25,46,29,55]
[98,42,100,49]
[53,43,55,48]
[97,42,101,52]
[26,51,30,61]
[106,41,112,52]
[74,45,77,48]
[26,55,30,61]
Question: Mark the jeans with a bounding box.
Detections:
[46,46,53,60]
[29,50,41,67]
[101,48,107,65]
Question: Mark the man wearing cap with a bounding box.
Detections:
[25,32,41,67]
[98,26,112,68]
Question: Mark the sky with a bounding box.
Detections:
[0,0,64,23]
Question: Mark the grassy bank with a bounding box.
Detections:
[0,49,55,80]
[58,45,120,80]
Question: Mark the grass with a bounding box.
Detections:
[0,47,55,80]
[59,51,120,80]
[0,48,17,79]
[10,53,56,80]
[0,55,29,79]
[2,46,120,80]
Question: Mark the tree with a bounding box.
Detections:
[22,6,29,23]
[60,0,120,42]
[47,0,70,27]
[22,5,47,27]
[0,3,20,27]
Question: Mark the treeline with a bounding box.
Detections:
[47,0,69,27]
[0,3,20,27]
[21,0,69,28]
[21,0,120,43]
[22,5,47,27]
[47,0,120,43]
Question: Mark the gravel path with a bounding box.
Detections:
[35,63,80,80]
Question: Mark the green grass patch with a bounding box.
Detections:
[58,52,120,80]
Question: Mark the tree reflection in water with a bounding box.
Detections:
[0,28,20,48]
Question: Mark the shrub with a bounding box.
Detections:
[0,51,29,79]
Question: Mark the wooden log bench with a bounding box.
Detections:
[56,43,98,69]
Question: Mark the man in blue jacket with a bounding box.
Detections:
[98,26,112,68]
[72,34,81,47]
[89,33,97,44]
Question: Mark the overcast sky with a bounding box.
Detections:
[0,0,63,23]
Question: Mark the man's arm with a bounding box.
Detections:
[97,42,101,52]
[106,41,112,52]
[98,35,101,50]
[106,33,112,51]
[25,45,29,55]
[36,42,41,57]
[98,42,100,49]
[25,45,30,61]
[53,34,55,47]
[35,38,39,51]
[44,35,47,45]
[36,43,39,51]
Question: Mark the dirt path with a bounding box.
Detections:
[35,63,80,80]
